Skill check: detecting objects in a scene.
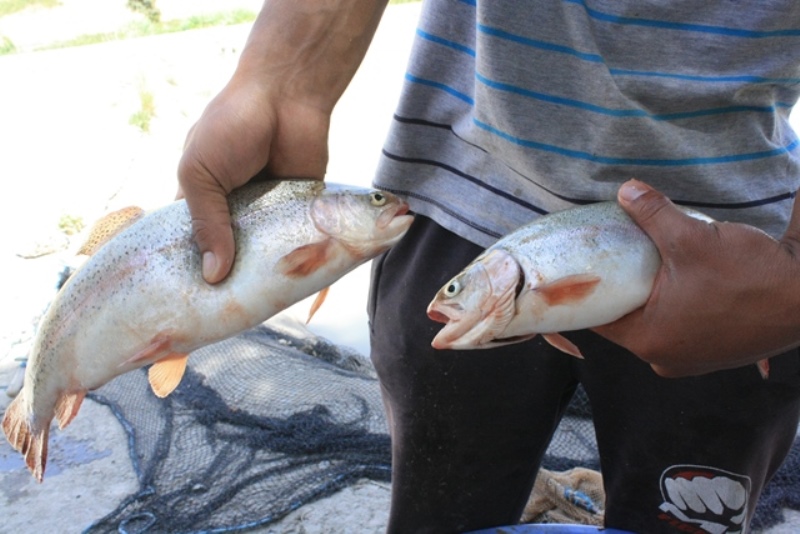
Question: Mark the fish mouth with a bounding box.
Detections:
[377,199,411,228]
[427,250,522,350]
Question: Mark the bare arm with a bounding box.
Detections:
[177,0,389,283]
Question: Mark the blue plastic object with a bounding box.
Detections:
[468,526,634,534]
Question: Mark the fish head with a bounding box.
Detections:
[427,248,529,349]
[311,187,414,257]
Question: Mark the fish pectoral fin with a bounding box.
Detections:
[536,274,601,306]
[54,390,87,430]
[276,239,334,278]
[757,358,770,380]
[78,206,146,256]
[307,286,330,324]
[543,333,584,359]
[148,353,189,398]
[2,393,49,482]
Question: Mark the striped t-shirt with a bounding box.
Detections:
[373,0,800,247]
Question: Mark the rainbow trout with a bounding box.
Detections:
[427,201,769,376]
[3,179,413,481]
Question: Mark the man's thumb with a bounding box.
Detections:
[617,179,681,240]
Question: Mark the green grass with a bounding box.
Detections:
[0,0,58,17]
[38,9,257,51]
[58,213,85,236]
[129,87,156,133]
[0,35,14,54]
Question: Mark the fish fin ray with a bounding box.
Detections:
[78,206,145,256]
[54,390,86,430]
[123,335,173,366]
[148,353,189,398]
[536,274,601,306]
[757,358,770,380]
[306,287,330,324]
[543,333,584,359]
[276,240,334,278]
[2,393,49,482]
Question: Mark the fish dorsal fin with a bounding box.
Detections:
[148,353,189,398]
[307,286,330,323]
[535,274,601,306]
[78,206,145,256]
[276,239,334,278]
[54,390,87,430]
[542,333,584,359]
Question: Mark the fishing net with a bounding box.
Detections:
[79,317,798,533]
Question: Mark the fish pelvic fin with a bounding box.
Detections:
[542,333,584,359]
[536,274,601,307]
[148,353,190,398]
[757,358,770,380]
[307,287,330,324]
[276,239,334,278]
[2,393,49,482]
[54,390,86,430]
[78,206,145,256]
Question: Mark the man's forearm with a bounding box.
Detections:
[235,0,389,113]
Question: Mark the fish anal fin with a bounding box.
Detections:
[307,287,330,324]
[757,358,770,380]
[54,390,87,430]
[148,353,189,398]
[543,333,584,359]
[2,394,50,482]
[78,206,145,256]
[123,334,174,367]
[276,240,333,278]
[536,274,601,306]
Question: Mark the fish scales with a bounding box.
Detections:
[3,179,413,481]
[426,201,704,351]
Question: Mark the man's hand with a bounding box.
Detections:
[175,0,387,284]
[593,180,800,377]
[177,77,329,284]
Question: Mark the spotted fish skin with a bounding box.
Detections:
[3,179,413,482]
[426,201,710,353]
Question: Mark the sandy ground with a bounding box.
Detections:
[1,2,800,533]
[0,1,415,532]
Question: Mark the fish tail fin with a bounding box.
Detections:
[54,390,86,430]
[2,393,50,482]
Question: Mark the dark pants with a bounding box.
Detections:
[368,215,800,534]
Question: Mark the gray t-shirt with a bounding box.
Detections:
[373,0,800,247]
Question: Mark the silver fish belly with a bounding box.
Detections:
[3,179,413,481]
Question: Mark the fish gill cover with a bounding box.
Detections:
[80,321,797,533]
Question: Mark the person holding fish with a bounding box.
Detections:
[177,1,800,532]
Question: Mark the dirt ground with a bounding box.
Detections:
[1,2,799,533]
[0,1,413,532]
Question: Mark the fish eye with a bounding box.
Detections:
[370,192,387,206]
[444,279,462,297]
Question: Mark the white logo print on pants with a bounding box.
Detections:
[659,465,751,534]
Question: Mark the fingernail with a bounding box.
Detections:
[202,251,218,281]
[619,179,650,203]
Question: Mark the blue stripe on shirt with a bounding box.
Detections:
[473,118,800,166]
[413,30,795,117]
[475,73,790,119]
[476,24,800,85]
[563,0,800,38]
[404,73,474,105]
